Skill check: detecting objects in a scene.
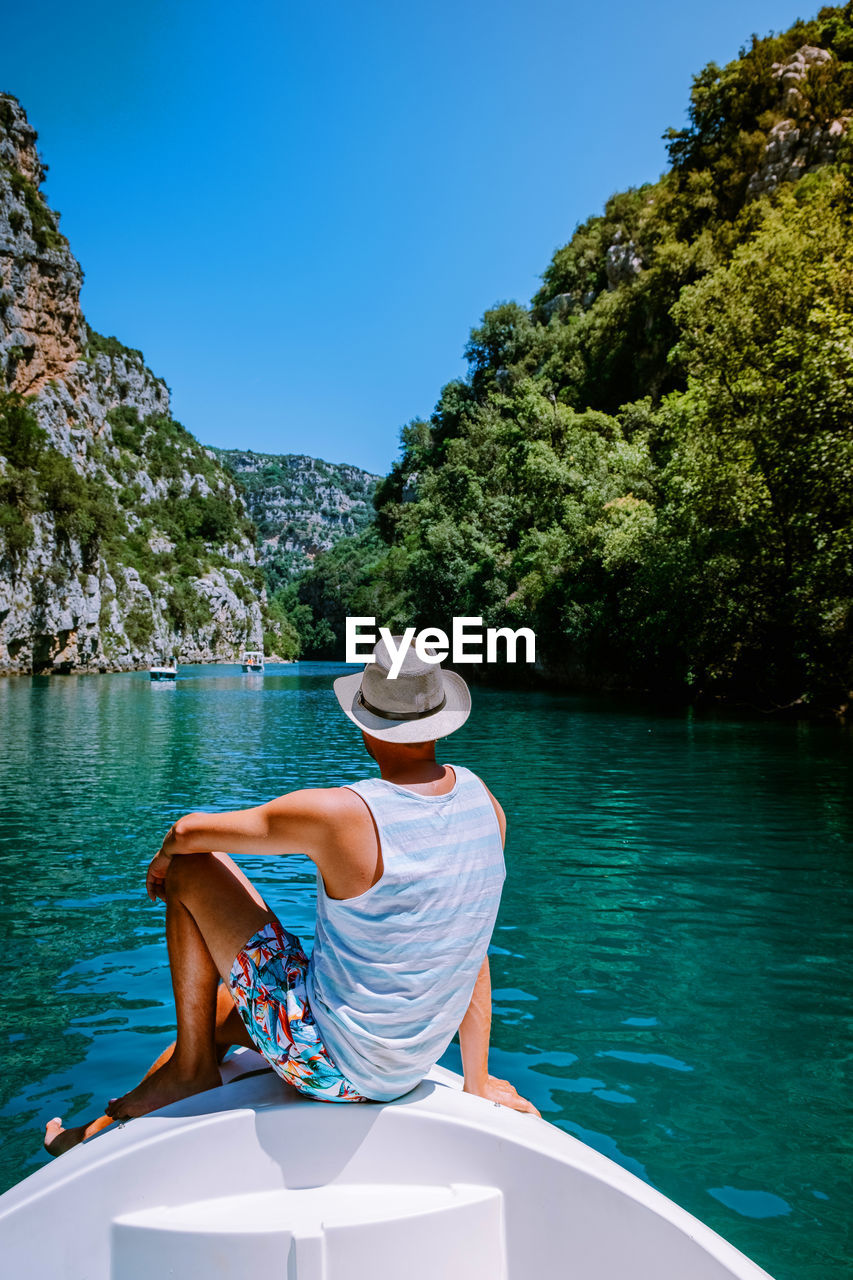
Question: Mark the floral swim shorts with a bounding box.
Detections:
[228,919,368,1103]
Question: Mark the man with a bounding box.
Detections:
[44,638,537,1155]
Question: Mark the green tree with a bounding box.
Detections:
[662,173,853,704]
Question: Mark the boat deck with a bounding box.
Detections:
[0,1054,774,1280]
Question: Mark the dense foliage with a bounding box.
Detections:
[286,5,853,714]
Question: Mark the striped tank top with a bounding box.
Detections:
[305,764,506,1101]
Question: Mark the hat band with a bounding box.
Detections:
[357,687,447,722]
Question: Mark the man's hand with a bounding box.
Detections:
[464,1074,541,1116]
[146,819,190,902]
[146,849,173,903]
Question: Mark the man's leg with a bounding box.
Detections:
[44,983,255,1156]
[37,851,274,1129]
[104,851,277,1119]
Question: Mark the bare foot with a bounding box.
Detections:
[105,1059,221,1120]
[44,1111,117,1157]
[44,1117,79,1156]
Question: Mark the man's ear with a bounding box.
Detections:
[362,731,377,760]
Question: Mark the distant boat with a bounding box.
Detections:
[241,650,265,673]
[149,658,177,681]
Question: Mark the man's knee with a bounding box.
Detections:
[165,851,213,898]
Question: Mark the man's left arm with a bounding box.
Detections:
[145,789,349,902]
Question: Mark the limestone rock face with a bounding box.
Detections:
[0,94,264,675]
[771,44,832,113]
[605,230,645,291]
[746,44,851,198]
[0,100,86,396]
[215,449,379,580]
[538,292,575,320]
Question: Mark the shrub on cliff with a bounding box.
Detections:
[0,391,121,568]
[166,578,212,633]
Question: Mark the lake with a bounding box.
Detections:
[0,662,850,1279]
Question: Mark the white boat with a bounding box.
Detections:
[149,658,177,681]
[0,1049,774,1279]
[241,650,265,673]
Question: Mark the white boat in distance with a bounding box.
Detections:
[0,1050,774,1280]
[241,650,265,672]
[149,657,177,681]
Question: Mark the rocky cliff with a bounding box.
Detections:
[213,449,379,591]
[745,44,852,196]
[0,94,267,673]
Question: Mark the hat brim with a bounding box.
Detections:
[333,668,472,743]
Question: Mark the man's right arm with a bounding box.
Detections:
[460,780,539,1115]
[459,956,492,1096]
[459,958,541,1116]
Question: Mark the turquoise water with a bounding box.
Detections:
[0,663,850,1278]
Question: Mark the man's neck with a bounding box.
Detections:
[378,758,449,786]
[364,735,448,786]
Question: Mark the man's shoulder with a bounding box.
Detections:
[266,785,370,823]
[463,770,506,843]
[458,765,500,803]
[264,786,376,864]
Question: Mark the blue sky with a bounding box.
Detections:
[2,1,805,474]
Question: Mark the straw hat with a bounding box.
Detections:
[333,635,471,742]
